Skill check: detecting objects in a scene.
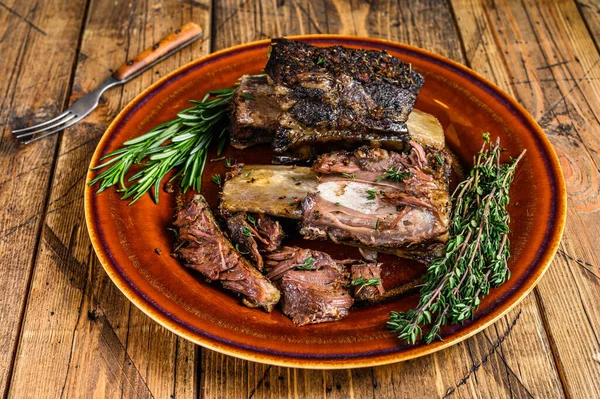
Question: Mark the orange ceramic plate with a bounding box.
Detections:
[85,36,566,368]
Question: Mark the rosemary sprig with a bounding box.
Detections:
[387,135,525,345]
[88,87,238,204]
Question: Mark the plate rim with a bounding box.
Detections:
[85,34,567,369]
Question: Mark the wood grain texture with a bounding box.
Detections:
[451,1,600,397]
[576,0,600,52]
[1,0,598,397]
[0,0,88,396]
[5,0,210,398]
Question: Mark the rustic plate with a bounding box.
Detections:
[85,35,566,368]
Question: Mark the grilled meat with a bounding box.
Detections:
[230,75,280,149]
[220,165,318,219]
[229,75,444,161]
[300,143,451,262]
[264,39,425,163]
[174,195,280,312]
[226,212,284,270]
[265,246,352,326]
[350,262,384,302]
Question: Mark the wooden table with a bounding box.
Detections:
[1,0,599,397]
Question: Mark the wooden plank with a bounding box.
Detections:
[0,0,88,396]
[205,1,565,398]
[6,0,211,398]
[575,0,600,51]
[450,0,600,397]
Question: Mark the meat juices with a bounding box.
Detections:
[174,195,280,312]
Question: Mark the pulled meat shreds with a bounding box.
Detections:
[226,212,285,270]
[265,246,343,281]
[280,270,353,326]
[301,143,451,262]
[350,262,384,302]
[174,195,280,312]
[265,247,353,326]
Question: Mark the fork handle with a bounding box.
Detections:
[112,22,203,81]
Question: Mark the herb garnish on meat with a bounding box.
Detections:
[296,256,315,270]
[351,277,381,287]
[211,174,222,185]
[379,167,412,183]
[242,226,253,237]
[387,136,525,345]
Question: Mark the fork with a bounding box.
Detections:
[12,22,204,145]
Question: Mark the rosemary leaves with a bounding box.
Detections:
[88,87,235,204]
[387,136,525,345]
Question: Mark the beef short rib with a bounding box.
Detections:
[264,39,425,163]
[230,75,280,149]
[300,143,451,262]
[229,75,445,156]
[174,195,280,312]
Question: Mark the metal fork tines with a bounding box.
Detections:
[11,76,119,145]
[12,111,80,144]
[12,22,204,145]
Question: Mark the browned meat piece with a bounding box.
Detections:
[229,76,445,153]
[350,262,384,302]
[230,75,280,149]
[300,143,451,262]
[264,39,425,163]
[174,195,280,312]
[265,246,352,326]
[264,246,343,281]
[280,270,353,326]
[226,212,284,270]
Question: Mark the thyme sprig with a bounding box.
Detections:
[351,277,381,287]
[89,85,241,204]
[296,256,315,270]
[387,136,525,345]
[379,166,412,183]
